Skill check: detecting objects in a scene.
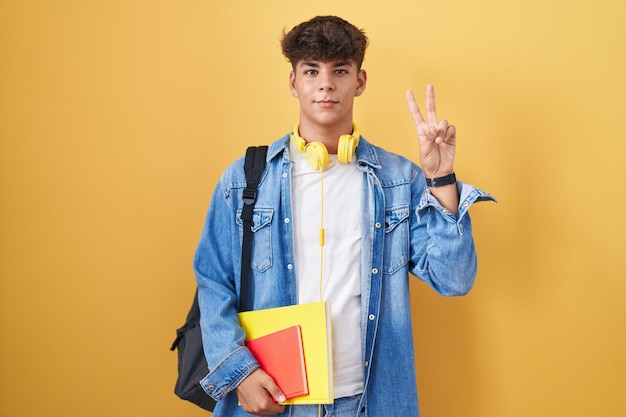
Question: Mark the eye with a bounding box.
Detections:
[335,69,349,75]
[304,69,318,76]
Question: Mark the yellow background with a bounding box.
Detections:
[1,1,624,416]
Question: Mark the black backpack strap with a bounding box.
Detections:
[240,145,268,312]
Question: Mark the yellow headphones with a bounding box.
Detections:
[290,123,361,171]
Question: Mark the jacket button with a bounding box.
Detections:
[369,314,375,320]
[371,268,378,275]
[208,385,215,391]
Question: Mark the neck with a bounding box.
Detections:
[297,120,354,154]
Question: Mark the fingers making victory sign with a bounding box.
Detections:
[406,84,456,179]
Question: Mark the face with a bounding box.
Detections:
[289,60,367,131]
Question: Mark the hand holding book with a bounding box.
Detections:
[245,325,308,401]
[235,369,286,415]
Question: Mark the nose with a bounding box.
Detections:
[318,71,334,91]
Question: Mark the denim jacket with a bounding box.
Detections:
[194,134,495,417]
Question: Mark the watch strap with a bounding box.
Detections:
[425,172,456,187]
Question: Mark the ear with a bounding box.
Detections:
[289,71,299,98]
[355,69,367,97]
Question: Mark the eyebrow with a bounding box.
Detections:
[301,61,319,68]
[301,60,353,68]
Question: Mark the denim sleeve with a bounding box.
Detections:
[411,181,496,295]
[193,169,260,400]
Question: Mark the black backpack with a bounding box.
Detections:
[170,146,268,411]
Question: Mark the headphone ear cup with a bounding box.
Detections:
[304,142,330,171]
[337,134,358,164]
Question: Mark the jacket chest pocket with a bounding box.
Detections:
[382,205,409,275]
[236,208,273,272]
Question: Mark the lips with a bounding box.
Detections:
[316,100,338,108]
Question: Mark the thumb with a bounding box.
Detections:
[262,377,286,403]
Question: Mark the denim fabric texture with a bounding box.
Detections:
[289,394,362,417]
[194,134,495,417]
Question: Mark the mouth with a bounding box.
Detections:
[315,100,338,108]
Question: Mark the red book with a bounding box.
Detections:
[245,325,308,401]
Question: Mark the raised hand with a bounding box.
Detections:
[406,84,456,178]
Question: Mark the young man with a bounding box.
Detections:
[194,15,494,417]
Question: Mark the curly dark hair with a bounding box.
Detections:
[281,16,369,69]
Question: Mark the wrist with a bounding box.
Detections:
[425,172,456,187]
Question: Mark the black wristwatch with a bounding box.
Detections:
[425,172,456,187]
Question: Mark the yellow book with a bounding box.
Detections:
[238,301,333,405]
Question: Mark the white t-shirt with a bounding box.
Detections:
[289,141,364,398]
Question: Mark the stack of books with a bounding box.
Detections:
[239,301,333,405]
